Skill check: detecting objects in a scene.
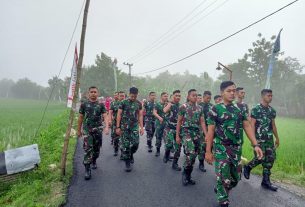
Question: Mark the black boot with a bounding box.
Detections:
[172,159,182,171]
[120,150,124,160]
[163,150,170,163]
[147,140,153,153]
[114,147,118,156]
[130,153,134,164]
[187,167,196,185]
[91,160,97,170]
[220,203,229,207]
[182,169,188,186]
[84,164,91,180]
[199,160,206,172]
[243,165,252,179]
[261,173,278,191]
[125,160,132,172]
[155,147,160,157]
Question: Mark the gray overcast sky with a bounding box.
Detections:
[0,0,304,86]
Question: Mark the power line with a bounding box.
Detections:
[126,0,209,62]
[133,0,229,65]
[35,0,86,137]
[134,0,299,76]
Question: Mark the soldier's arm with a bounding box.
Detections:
[251,118,256,137]
[272,119,280,148]
[139,109,144,129]
[205,125,215,153]
[116,109,122,128]
[243,120,263,159]
[163,102,172,113]
[102,112,109,134]
[175,115,183,144]
[77,114,84,137]
[200,116,207,136]
[139,109,144,136]
[153,108,163,121]
[205,125,215,165]
[109,110,113,124]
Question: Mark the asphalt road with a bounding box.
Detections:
[65,134,305,207]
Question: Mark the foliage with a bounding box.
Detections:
[0,99,75,206]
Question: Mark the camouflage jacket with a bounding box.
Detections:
[143,101,155,119]
[79,100,107,132]
[199,102,213,127]
[154,101,167,124]
[251,103,276,141]
[234,100,249,117]
[119,99,142,130]
[207,103,247,146]
[178,102,203,130]
[166,102,181,130]
[110,100,120,123]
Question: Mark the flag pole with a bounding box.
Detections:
[61,0,91,176]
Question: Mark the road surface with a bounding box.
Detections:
[65,134,305,207]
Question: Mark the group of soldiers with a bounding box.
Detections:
[77,81,280,207]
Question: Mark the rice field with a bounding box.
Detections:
[0,98,65,151]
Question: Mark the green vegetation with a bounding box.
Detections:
[243,117,305,187]
[0,99,76,206]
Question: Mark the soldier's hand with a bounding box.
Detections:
[116,128,122,136]
[255,146,263,160]
[77,130,82,138]
[140,127,144,136]
[176,135,181,145]
[159,118,164,123]
[275,139,280,148]
[205,152,214,165]
[104,127,109,135]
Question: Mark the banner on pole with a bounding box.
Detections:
[67,44,79,108]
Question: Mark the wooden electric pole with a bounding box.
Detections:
[61,0,91,176]
[123,62,133,89]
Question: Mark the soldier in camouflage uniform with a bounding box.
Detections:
[176,89,207,186]
[116,87,144,172]
[234,87,250,119]
[153,92,169,157]
[197,90,213,172]
[205,81,263,207]
[77,86,109,180]
[109,91,125,157]
[214,95,222,104]
[143,92,156,153]
[110,92,119,145]
[163,90,182,171]
[244,89,279,191]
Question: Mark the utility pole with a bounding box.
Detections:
[61,0,91,176]
[113,58,118,92]
[123,62,133,88]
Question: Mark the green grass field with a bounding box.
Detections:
[0,99,76,206]
[0,99,65,152]
[242,117,305,187]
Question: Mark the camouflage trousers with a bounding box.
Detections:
[247,140,276,175]
[214,143,242,205]
[121,128,140,160]
[145,116,155,143]
[83,128,103,165]
[164,127,181,159]
[155,121,166,148]
[181,128,200,169]
[111,122,120,151]
[198,133,206,161]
